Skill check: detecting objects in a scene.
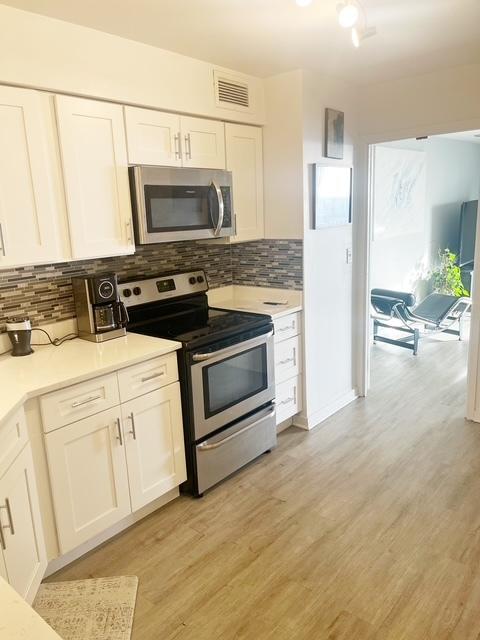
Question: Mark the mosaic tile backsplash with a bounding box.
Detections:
[0,239,303,330]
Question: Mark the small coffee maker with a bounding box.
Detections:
[6,318,34,356]
[72,274,128,343]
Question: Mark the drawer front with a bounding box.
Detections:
[275,335,302,384]
[0,407,28,477]
[118,353,178,403]
[40,373,120,433]
[276,376,302,425]
[274,312,301,343]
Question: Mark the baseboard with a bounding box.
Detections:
[276,417,293,433]
[45,487,179,577]
[294,389,358,430]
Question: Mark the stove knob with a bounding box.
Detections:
[123,288,132,298]
[133,287,142,296]
[189,277,196,285]
[197,275,205,283]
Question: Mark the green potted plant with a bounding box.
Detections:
[430,249,469,297]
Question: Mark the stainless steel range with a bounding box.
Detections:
[120,271,276,496]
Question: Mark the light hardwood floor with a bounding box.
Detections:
[48,336,480,639]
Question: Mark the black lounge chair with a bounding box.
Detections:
[371,288,471,355]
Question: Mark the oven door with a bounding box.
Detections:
[130,166,234,243]
[190,329,275,441]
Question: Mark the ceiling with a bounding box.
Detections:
[3,0,480,84]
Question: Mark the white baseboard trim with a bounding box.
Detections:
[294,389,358,431]
[276,417,293,433]
[45,487,179,577]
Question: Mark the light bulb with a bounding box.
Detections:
[296,0,312,6]
[351,27,360,47]
[337,2,359,28]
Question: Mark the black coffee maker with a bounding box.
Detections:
[72,273,128,343]
[6,318,34,356]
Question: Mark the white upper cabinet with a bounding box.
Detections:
[181,116,226,169]
[0,86,68,267]
[124,107,182,167]
[0,444,47,603]
[123,383,186,512]
[55,95,134,259]
[225,123,264,243]
[124,109,226,170]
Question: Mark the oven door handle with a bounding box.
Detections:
[197,407,276,451]
[192,329,274,362]
[209,180,224,237]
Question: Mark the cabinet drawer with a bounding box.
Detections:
[274,312,301,343]
[0,407,28,478]
[275,336,302,384]
[118,353,178,403]
[275,376,302,425]
[40,373,120,433]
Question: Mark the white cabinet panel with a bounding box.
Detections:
[123,383,186,512]
[181,116,225,169]
[45,407,131,553]
[276,376,302,425]
[124,107,181,166]
[0,87,66,267]
[226,123,264,243]
[0,407,28,479]
[55,95,134,259]
[0,444,47,603]
[274,312,301,343]
[0,549,6,581]
[117,353,178,403]
[275,335,301,384]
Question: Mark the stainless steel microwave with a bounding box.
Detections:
[129,166,235,244]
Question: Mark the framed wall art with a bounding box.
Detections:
[314,164,352,228]
[325,108,344,159]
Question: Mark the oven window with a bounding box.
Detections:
[145,185,215,232]
[203,345,268,418]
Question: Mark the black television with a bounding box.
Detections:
[459,200,478,268]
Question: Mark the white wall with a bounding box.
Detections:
[0,4,265,124]
[371,138,480,297]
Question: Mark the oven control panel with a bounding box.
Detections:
[119,270,208,307]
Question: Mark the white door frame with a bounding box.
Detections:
[354,117,480,421]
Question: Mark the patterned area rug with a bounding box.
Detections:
[33,576,138,640]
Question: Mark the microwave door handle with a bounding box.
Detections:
[209,181,224,237]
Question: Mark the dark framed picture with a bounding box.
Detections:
[325,108,344,159]
[314,165,352,228]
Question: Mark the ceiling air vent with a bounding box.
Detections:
[214,71,251,112]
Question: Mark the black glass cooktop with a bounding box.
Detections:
[126,296,271,348]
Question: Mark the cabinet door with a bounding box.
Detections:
[123,383,186,512]
[0,444,47,603]
[0,87,65,267]
[45,407,131,554]
[226,123,264,243]
[124,107,181,166]
[55,95,134,259]
[181,116,226,169]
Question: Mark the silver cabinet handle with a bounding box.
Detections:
[278,323,295,333]
[192,329,274,362]
[71,394,103,408]
[278,357,294,366]
[174,133,182,160]
[184,133,192,159]
[210,181,224,238]
[125,219,133,244]
[115,418,123,446]
[129,412,137,440]
[279,396,294,406]
[0,223,5,257]
[141,371,165,383]
[198,407,276,451]
[0,498,15,537]
[0,521,5,550]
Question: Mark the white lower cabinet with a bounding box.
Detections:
[0,444,47,603]
[45,407,131,554]
[274,312,303,426]
[123,384,186,512]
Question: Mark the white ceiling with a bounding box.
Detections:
[3,0,480,84]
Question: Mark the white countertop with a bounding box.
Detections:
[0,332,181,425]
[0,577,62,640]
[208,285,302,319]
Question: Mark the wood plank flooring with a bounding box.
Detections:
[48,336,480,639]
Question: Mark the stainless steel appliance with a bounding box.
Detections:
[6,317,34,356]
[129,166,235,243]
[72,273,128,343]
[120,270,276,496]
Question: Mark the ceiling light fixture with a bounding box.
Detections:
[352,25,377,48]
[337,1,360,28]
[296,0,313,6]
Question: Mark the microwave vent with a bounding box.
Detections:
[214,72,250,110]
